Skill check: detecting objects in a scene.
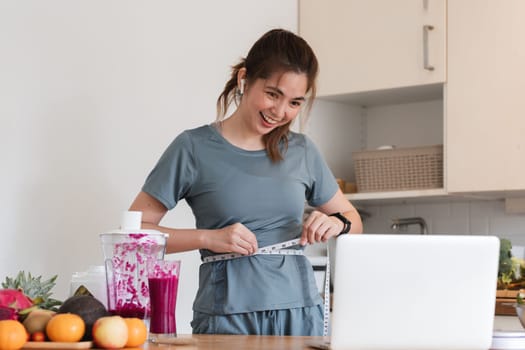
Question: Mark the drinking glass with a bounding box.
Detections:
[148,260,181,341]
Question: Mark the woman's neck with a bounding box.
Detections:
[219,114,265,151]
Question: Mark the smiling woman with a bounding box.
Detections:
[216,29,318,161]
[129,28,363,336]
[218,71,307,152]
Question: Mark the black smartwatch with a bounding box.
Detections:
[329,212,351,236]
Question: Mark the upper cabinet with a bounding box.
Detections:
[299,0,446,100]
[446,1,525,195]
[299,0,525,202]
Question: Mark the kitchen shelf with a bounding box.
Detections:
[345,188,450,204]
[320,83,443,107]
[345,188,513,205]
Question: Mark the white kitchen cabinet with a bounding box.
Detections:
[446,0,525,195]
[300,0,525,202]
[299,0,446,99]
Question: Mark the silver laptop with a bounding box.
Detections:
[316,234,500,350]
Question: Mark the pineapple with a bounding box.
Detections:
[2,271,62,311]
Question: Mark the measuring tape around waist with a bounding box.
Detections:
[202,238,304,263]
[202,238,331,337]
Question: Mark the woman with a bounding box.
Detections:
[129,28,362,335]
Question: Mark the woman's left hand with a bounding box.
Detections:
[300,210,342,245]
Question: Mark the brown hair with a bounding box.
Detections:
[216,28,319,162]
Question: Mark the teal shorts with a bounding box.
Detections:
[191,305,324,336]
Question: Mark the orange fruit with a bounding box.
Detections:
[0,320,27,350]
[124,318,147,347]
[45,313,85,342]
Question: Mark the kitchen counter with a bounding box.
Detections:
[494,315,523,331]
[139,316,524,350]
[16,320,523,350]
[144,334,326,350]
[139,317,525,350]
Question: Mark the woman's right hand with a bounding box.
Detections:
[204,222,258,255]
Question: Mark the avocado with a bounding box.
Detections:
[58,295,109,341]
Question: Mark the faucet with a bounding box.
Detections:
[391,217,428,234]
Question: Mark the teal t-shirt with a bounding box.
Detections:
[142,124,338,315]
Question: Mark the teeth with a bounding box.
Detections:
[261,112,279,124]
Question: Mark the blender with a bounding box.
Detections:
[100,211,168,319]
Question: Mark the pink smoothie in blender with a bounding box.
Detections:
[100,212,167,320]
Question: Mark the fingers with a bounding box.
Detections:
[233,223,258,254]
[210,223,258,255]
[301,210,340,245]
[234,231,258,255]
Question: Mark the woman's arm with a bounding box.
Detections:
[300,189,363,245]
[129,191,258,255]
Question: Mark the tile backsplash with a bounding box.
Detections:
[304,199,525,259]
[361,199,525,244]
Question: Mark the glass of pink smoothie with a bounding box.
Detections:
[147,259,181,341]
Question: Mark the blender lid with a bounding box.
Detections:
[99,211,169,238]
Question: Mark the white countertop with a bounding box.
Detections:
[494,316,523,331]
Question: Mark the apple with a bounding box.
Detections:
[92,316,128,349]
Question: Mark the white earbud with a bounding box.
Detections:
[239,79,246,94]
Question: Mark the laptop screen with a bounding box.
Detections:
[330,234,499,350]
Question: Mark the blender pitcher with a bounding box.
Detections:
[100,211,168,319]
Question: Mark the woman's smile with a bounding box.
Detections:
[260,111,281,126]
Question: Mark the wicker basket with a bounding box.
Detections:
[352,145,443,193]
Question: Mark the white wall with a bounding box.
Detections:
[0,0,297,334]
[305,99,363,182]
[365,99,443,149]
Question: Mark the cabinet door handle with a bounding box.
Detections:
[423,24,435,71]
